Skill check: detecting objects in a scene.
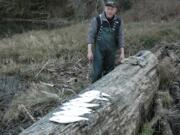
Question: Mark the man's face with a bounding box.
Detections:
[104,6,117,18]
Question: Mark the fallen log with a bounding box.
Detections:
[20,50,159,135]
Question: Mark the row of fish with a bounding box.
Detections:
[49,90,111,124]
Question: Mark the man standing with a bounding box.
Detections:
[87,0,125,83]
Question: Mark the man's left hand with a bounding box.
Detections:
[119,53,125,64]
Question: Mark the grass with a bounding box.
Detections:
[3,83,60,123]
[122,0,180,21]
[0,23,90,126]
[159,92,173,108]
[125,21,180,55]
[158,56,177,89]
[0,20,180,132]
[139,123,154,135]
[0,23,88,80]
[0,20,180,77]
[0,23,87,63]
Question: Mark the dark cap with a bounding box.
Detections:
[105,0,118,7]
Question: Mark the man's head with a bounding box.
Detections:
[104,0,118,19]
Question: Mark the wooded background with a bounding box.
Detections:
[0,0,179,21]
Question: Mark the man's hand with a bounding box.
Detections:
[118,47,125,64]
[87,44,93,63]
[87,50,93,63]
[119,53,125,64]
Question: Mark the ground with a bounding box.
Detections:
[0,20,180,134]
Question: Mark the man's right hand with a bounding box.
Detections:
[87,44,93,63]
[87,50,93,63]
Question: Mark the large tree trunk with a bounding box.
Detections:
[20,50,159,135]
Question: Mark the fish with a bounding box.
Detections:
[63,102,99,108]
[53,109,91,116]
[49,90,111,124]
[96,97,109,101]
[49,115,88,124]
[69,96,96,103]
[80,90,111,98]
[60,106,92,112]
[68,90,110,103]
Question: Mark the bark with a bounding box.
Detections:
[20,50,159,135]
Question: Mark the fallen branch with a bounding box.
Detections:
[18,104,36,123]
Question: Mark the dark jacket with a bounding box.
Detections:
[87,12,125,48]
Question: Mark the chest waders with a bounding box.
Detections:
[92,15,121,83]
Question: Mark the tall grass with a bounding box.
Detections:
[0,21,180,76]
[123,0,180,21]
[0,23,87,76]
[0,19,180,133]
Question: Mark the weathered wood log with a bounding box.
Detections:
[20,50,159,135]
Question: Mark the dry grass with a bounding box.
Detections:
[140,123,154,135]
[0,1,179,133]
[158,56,177,89]
[0,22,87,63]
[0,23,90,129]
[123,0,180,21]
[3,83,60,123]
[0,20,180,133]
[0,22,88,78]
[0,20,180,76]
[123,20,180,55]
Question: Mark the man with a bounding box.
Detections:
[87,0,125,83]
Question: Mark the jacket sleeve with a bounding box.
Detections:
[118,19,125,48]
[87,17,98,45]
